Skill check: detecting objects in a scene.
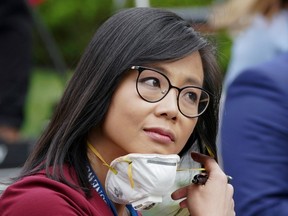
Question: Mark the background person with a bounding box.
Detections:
[209,0,288,93]
[0,0,34,168]
[220,52,288,215]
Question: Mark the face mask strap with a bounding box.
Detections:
[205,145,215,158]
[122,158,134,188]
[177,167,206,172]
[87,142,135,188]
[87,142,118,174]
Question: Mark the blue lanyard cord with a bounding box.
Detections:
[127,204,138,216]
[86,164,138,216]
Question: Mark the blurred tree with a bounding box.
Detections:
[151,0,213,7]
[32,0,229,72]
[32,0,114,68]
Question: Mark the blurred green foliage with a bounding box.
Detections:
[32,0,230,69]
[22,69,65,138]
[32,0,114,68]
[151,0,213,7]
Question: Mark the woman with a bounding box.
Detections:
[0,7,234,216]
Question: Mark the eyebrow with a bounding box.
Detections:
[149,65,203,86]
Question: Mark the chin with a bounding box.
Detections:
[151,149,177,155]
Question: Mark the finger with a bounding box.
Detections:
[190,151,221,173]
[191,152,228,183]
[227,184,235,215]
[227,184,234,199]
[178,198,188,208]
[171,186,188,200]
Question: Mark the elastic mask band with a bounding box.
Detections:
[122,158,134,188]
[177,167,206,172]
[87,142,135,188]
[87,142,118,174]
[206,146,215,158]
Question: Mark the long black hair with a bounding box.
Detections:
[19,7,222,196]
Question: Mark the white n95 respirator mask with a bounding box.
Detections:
[105,153,180,211]
[141,144,202,216]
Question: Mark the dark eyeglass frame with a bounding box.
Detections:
[131,65,211,118]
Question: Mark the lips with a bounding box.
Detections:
[144,127,175,143]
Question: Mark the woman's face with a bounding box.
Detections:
[93,52,204,158]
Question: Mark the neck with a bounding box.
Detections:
[87,147,129,216]
[87,149,107,187]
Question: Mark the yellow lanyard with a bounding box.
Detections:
[87,142,135,188]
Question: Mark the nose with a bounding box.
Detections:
[155,88,179,120]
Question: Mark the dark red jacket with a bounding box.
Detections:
[0,166,140,215]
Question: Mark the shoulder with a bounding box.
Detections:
[229,53,288,96]
[224,53,288,132]
[0,174,84,215]
[223,53,288,137]
[0,172,113,216]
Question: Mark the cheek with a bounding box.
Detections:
[108,102,141,127]
[102,84,144,137]
[178,120,197,151]
[107,77,151,125]
[108,86,144,123]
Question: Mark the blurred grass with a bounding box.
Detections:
[21,68,66,139]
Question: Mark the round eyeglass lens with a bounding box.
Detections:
[136,69,169,102]
[136,68,210,118]
[178,87,210,117]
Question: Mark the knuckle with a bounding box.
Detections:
[214,172,227,184]
[227,184,234,195]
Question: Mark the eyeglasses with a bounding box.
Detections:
[131,66,210,118]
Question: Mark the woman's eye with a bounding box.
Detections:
[139,77,161,88]
[186,92,199,104]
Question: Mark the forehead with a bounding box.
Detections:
[147,52,204,86]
